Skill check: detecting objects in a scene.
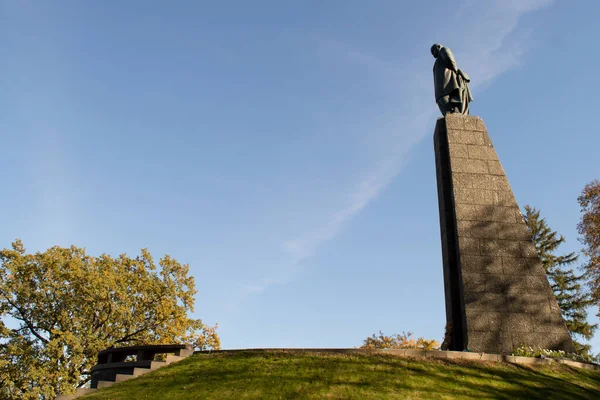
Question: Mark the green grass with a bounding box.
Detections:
[81,351,600,399]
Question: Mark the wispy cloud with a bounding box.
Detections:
[454,0,553,88]
[240,0,553,297]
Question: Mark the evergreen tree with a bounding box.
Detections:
[523,205,596,355]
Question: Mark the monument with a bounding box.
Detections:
[431,45,575,354]
[431,43,472,116]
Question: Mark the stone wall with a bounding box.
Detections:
[433,114,575,354]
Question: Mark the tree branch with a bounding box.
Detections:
[77,374,92,388]
[93,302,113,335]
[2,295,49,344]
[113,325,151,345]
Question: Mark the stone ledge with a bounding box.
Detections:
[194,348,600,371]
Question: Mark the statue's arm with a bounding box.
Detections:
[441,47,470,82]
[441,48,458,72]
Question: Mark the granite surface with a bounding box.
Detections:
[434,114,575,354]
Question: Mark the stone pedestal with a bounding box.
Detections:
[434,114,575,354]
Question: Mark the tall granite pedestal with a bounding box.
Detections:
[434,114,575,354]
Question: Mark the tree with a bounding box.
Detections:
[0,240,220,400]
[578,180,600,304]
[360,331,439,350]
[523,205,596,355]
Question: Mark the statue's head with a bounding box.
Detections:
[430,43,442,58]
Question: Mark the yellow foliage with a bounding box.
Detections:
[578,180,600,302]
[360,331,440,351]
[0,240,220,400]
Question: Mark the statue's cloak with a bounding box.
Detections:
[433,47,472,103]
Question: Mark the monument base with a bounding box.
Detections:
[434,114,575,354]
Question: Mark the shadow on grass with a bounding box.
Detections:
[82,353,600,400]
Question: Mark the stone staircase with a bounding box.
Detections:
[56,348,194,399]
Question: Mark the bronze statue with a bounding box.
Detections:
[431,44,472,116]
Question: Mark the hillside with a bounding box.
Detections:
[79,351,600,399]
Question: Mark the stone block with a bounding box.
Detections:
[507,294,551,314]
[470,174,511,192]
[496,177,514,193]
[461,255,503,274]
[502,257,546,276]
[468,145,498,161]
[504,313,535,333]
[465,310,503,331]
[513,356,553,366]
[555,359,576,367]
[504,276,553,293]
[495,207,520,223]
[380,349,405,356]
[519,242,538,258]
[451,158,489,174]
[446,129,462,144]
[478,238,496,258]
[464,292,508,312]
[494,191,517,207]
[479,353,501,361]
[458,238,480,255]
[496,223,531,241]
[510,207,524,223]
[485,274,516,293]
[481,130,493,145]
[557,359,599,370]
[464,117,478,131]
[455,204,519,224]
[502,355,552,365]
[491,208,518,223]
[479,239,521,257]
[403,349,426,358]
[462,273,488,292]
[447,130,485,145]
[467,331,513,354]
[549,298,562,316]
[455,203,484,221]
[457,220,498,239]
[536,311,569,332]
[487,160,505,175]
[445,114,465,130]
[475,117,487,132]
[452,172,475,189]
[425,350,448,359]
[448,143,469,158]
[454,188,496,206]
[453,351,482,360]
[529,276,554,292]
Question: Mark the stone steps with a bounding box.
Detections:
[96,380,115,389]
[166,354,184,364]
[55,348,193,399]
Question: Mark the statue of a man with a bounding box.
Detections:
[431,44,473,116]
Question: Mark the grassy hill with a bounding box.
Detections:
[80,351,600,399]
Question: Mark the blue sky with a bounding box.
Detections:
[2,0,600,352]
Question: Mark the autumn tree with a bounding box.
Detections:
[360,331,439,350]
[523,205,596,354]
[0,240,220,400]
[578,180,600,303]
